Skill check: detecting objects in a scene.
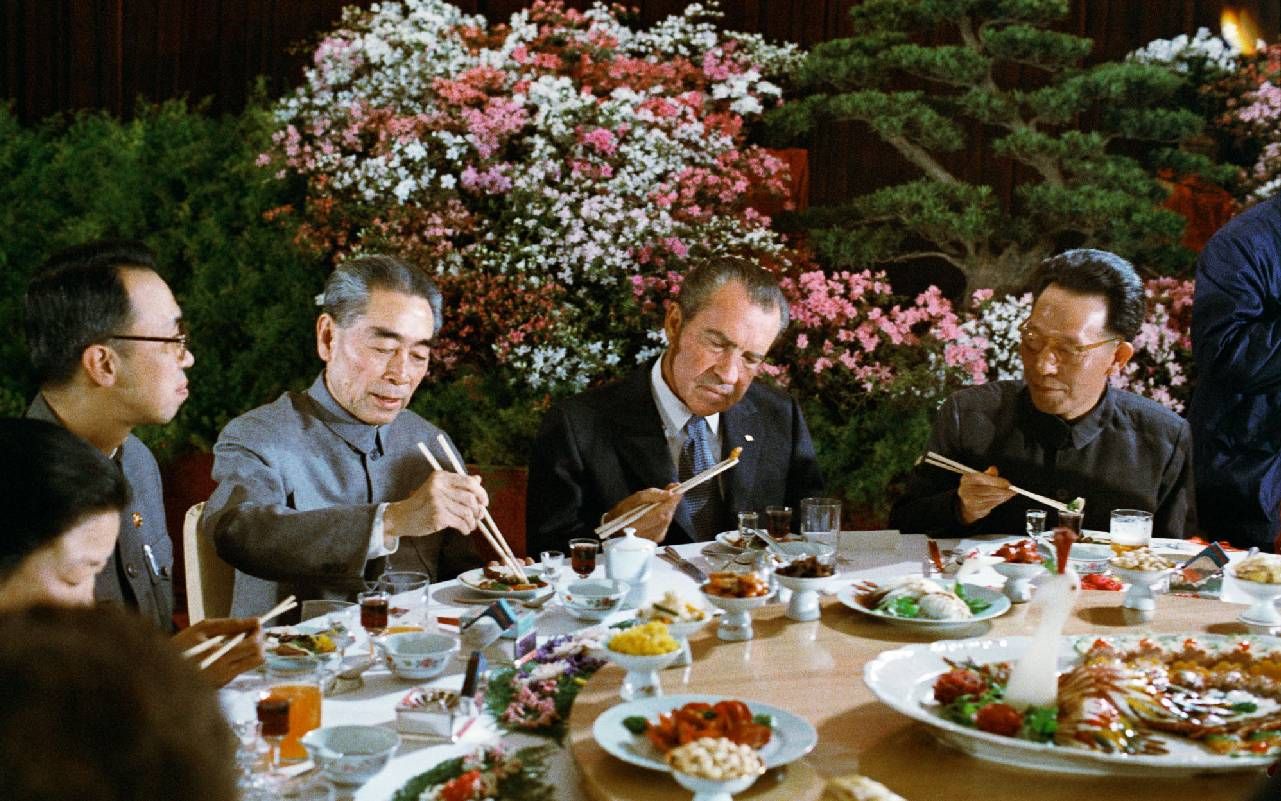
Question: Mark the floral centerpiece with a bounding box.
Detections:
[263,0,802,410]
[391,744,557,801]
[484,633,605,741]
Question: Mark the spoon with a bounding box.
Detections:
[750,526,790,557]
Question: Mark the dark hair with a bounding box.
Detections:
[24,240,158,386]
[677,256,789,329]
[0,419,128,581]
[0,604,237,801]
[321,254,443,334]
[1030,248,1145,340]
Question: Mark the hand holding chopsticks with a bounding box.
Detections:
[595,447,744,540]
[181,595,296,672]
[922,451,1072,514]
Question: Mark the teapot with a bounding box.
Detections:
[603,528,655,609]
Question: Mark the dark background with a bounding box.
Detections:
[3,1,1274,211]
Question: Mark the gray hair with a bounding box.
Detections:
[677,256,789,329]
[321,255,443,334]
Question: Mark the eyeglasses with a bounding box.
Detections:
[1017,319,1120,366]
[108,327,189,359]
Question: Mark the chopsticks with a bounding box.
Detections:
[595,446,744,540]
[182,594,297,667]
[416,440,529,583]
[922,451,1071,513]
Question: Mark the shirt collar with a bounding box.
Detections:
[650,355,720,438]
[1018,381,1112,450]
[306,373,382,456]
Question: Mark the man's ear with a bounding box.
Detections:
[663,302,683,345]
[81,344,118,388]
[316,314,335,362]
[1108,341,1135,376]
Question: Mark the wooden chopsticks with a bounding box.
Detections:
[922,451,1071,513]
[182,594,298,667]
[417,439,529,583]
[594,446,744,540]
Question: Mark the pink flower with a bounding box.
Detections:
[581,127,617,155]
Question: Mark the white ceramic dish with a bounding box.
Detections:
[592,693,817,773]
[863,633,1279,776]
[457,565,548,599]
[835,580,1010,631]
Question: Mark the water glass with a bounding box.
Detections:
[737,511,760,546]
[1110,509,1153,555]
[379,570,431,627]
[540,550,564,584]
[1025,508,1047,538]
[800,497,841,550]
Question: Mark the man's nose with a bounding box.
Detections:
[1034,346,1060,376]
[384,350,411,383]
[713,349,740,385]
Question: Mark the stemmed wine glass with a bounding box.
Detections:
[568,538,599,579]
[358,586,390,658]
[255,693,291,770]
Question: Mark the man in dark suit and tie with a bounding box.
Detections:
[526,257,824,552]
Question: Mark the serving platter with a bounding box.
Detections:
[863,633,1281,776]
[592,693,816,773]
[835,580,1011,631]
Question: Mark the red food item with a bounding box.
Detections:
[994,539,1041,564]
[644,700,772,752]
[440,769,484,801]
[975,702,1024,737]
[1080,573,1123,591]
[932,667,988,705]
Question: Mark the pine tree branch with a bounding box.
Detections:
[879,249,968,271]
[886,135,959,184]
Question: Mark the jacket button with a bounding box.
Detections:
[125,563,138,578]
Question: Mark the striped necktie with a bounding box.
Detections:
[679,415,723,540]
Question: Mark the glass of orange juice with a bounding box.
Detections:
[263,672,322,763]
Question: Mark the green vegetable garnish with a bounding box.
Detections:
[1066,497,1085,513]
[703,710,718,720]
[881,596,921,618]
[753,713,774,727]
[652,604,681,618]
[1231,701,1259,714]
[1021,705,1059,742]
[622,716,649,734]
[1248,730,1280,741]
[954,583,991,614]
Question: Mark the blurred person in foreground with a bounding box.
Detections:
[1189,194,1281,551]
[890,249,1195,538]
[204,255,486,618]
[526,256,824,553]
[0,604,236,801]
[0,417,261,686]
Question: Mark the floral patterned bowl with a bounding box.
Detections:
[379,632,459,680]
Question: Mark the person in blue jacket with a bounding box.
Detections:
[1190,194,1281,551]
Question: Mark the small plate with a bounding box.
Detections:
[713,530,758,553]
[592,693,817,773]
[835,580,1011,630]
[457,565,549,599]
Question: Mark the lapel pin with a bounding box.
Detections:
[132,512,144,528]
[744,435,754,442]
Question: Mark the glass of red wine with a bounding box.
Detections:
[568,538,599,579]
[255,693,291,769]
[358,587,390,657]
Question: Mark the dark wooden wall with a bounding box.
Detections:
[0,1,1267,210]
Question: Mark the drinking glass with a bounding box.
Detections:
[737,511,760,547]
[1110,509,1153,556]
[262,673,323,764]
[1025,509,1047,538]
[540,550,564,584]
[255,693,291,767]
[569,538,599,578]
[800,497,841,551]
[1056,509,1083,538]
[358,588,390,657]
[379,570,431,629]
[766,505,792,540]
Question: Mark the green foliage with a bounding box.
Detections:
[416,369,551,468]
[0,96,324,459]
[390,745,557,801]
[766,0,1228,291]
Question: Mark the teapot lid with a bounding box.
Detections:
[606,527,655,552]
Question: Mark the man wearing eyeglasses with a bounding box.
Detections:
[890,249,1195,538]
[22,240,194,629]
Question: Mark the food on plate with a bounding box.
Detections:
[1109,547,1173,572]
[857,576,990,620]
[630,700,773,753]
[1235,554,1281,584]
[1079,573,1123,591]
[608,621,679,656]
[723,532,800,549]
[640,591,707,624]
[267,629,338,656]
[929,636,1281,756]
[477,559,547,591]
[666,736,764,780]
[821,775,907,801]
[704,571,771,598]
[777,555,835,578]
[994,539,1042,564]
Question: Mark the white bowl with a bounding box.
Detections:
[603,644,683,700]
[1109,565,1174,613]
[560,578,629,621]
[1230,573,1281,625]
[670,767,763,801]
[992,560,1046,604]
[700,591,771,614]
[379,632,459,680]
[300,725,399,785]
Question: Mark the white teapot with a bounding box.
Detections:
[603,528,655,609]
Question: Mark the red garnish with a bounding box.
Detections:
[975,702,1024,737]
[440,770,484,801]
[1080,573,1122,591]
[1052,526,1076,574]
[932,668,988,705]
[994,539,1041,564]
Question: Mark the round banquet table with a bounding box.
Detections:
[225,534,1270,801]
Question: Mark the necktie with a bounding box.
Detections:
[679,416,723,541]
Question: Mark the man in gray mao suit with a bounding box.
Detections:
[203,255,489,617]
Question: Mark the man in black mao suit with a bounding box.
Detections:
[527,257,824,552]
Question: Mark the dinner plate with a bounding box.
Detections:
[456,565,548,599]
[863,633,1280,776]
[593,693,817,772]
[713,530,758,553]
[835,580,1011,630]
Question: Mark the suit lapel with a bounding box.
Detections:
[721,395,760,517]
[609,363,692,541]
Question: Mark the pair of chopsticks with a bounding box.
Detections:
[181,594,298,669]
[922,451,1071,513]
[417,436,528,584]
[594,446,745,540]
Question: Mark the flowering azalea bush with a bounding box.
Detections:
[263,0,802,394]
